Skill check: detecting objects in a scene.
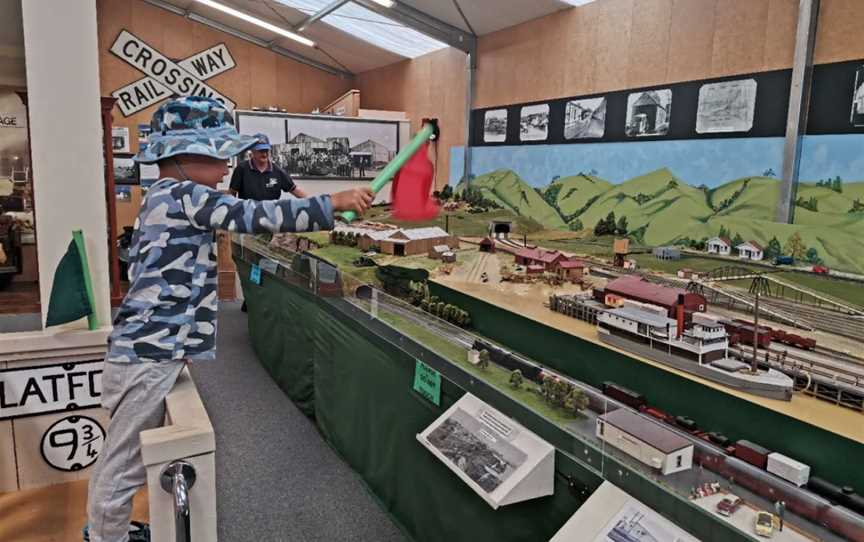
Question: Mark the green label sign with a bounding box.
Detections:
[413,360,441,406]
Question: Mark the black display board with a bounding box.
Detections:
[471,59,864,147]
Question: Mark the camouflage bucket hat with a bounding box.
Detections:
[134,96,258,164]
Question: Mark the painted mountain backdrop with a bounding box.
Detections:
[456,168,864,272]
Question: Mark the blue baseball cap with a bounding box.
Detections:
[252,133,271,151]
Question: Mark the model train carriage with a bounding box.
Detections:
[601,381,647,410]
[721,319,773,349]
[734,439,772,469]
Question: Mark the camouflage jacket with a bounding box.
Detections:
[106,178,333,363]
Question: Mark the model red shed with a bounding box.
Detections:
[603,276,707,317]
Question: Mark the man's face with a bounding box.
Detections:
[252,149,270,164]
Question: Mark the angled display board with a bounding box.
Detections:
[550,481,700,542]
[417,393,554,509]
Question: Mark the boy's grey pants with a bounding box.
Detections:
[87,360,186,542]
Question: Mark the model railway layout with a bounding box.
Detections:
[352,290,864,541]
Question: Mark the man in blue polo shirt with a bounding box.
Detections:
[229,133,308,200]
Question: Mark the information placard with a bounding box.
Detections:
[413,360,441,406]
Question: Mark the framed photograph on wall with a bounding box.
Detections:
[696,79,757,134]
[851,65,864,127]
[112,154,138,185]
[625,89,672,137]
[277,115,400,181]
[483,109,508,143]
[112,127,130,153]
[520,104,549,141]
[564,97,606,140]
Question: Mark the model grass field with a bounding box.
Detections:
[454,168,864,275]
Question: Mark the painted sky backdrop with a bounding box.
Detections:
[449,134,864,187]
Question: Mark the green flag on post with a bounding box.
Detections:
[46,230,99,330]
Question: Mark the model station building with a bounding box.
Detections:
[596,408,693,475]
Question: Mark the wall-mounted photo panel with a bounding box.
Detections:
[850,65,864,127]
[417,393,554,509]
[111,126,130,153]
[483,109,508,143]
[625,89,672,137]
[112,155,138,185]
[696,79,758,134]
[564,97,606,140]
[277,115,399,181]
[520,104,550,142]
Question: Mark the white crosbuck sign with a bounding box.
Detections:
[110,29,237,117]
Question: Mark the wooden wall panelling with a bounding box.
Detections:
[814,0,864,64]
[249,45,278,109]
[561,6,598,99]
[593,0,635,92]
[627,0,673,89]
[665,0,717,83]
[710,0,770,77]
[764,0,798,70]
[115,186,144,231]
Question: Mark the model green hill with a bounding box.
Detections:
[454,168,864,272]
[547,174,613,216]
[457,169,566,229]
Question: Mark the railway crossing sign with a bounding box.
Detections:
[109,30,237,117]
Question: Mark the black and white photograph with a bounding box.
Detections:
[696,79,757,134]
[625,89,672,137]
[594,501,698,542]
[271,116,398,180]
[520,104,549,141]
[851,65,864,127]
[483,109,508,143]
[564,97,607,139]
[114,185,131,202]
[112,155,138,185]
[426,407,526,493]
[111,126,130,153]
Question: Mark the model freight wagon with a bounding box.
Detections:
[734,440,772,470]
[767,453,811,487]
[596,408,693,475]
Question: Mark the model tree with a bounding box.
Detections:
[563,387,589,414]
[832,176,843,193]
[731,233,744,247]
[477,349,490,370]
[616,216,629,235]
[805,247,823,265]
[509,369,524,389]
[784,232,807,261]
[718,225,729,239]
[764,237,782,260]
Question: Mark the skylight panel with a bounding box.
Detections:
[275,0,448,58]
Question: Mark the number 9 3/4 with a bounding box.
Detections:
[40,415,106,472]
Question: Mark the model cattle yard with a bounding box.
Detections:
[236,230,864,542]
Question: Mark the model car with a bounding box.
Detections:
[754,511,775,538]
[716,495,743,516]
[812,264,830,275]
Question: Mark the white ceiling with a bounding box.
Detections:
[0,0,25,88]
[142,0,581,74]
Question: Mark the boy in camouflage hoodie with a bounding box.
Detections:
[85,97,372,542]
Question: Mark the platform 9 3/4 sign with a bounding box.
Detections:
[41,415,105,472]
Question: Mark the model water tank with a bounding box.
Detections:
[766,453,811,487]
[734,440,771,469]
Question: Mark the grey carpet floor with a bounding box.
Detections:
[189,301,406,542]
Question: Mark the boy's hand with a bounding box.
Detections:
[331,187,374,215]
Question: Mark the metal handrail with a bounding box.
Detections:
[160,460,197,542]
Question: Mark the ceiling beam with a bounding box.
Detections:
[295,0,350,32]
[351,0,477,60]
[141,0,353,78]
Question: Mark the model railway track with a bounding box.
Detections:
[730,346,864,391]
[465,252,491,283]
[762,297,864,341]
